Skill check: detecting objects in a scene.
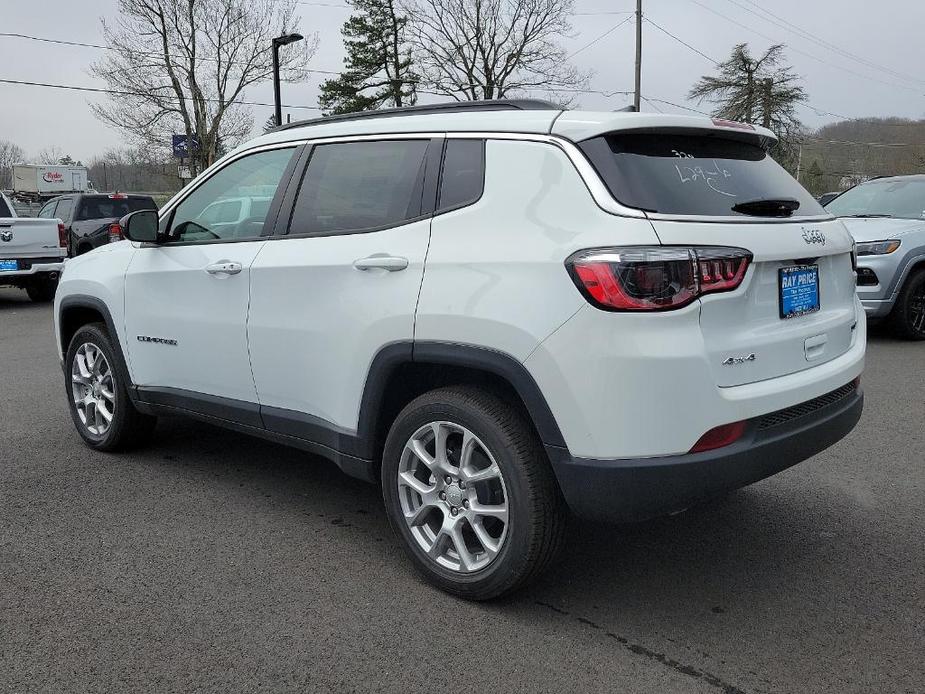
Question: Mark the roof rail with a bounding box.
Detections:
[271,99,561,133]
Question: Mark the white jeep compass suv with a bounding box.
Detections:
[55,100,865,599]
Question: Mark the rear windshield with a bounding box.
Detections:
[76,196,157,221]
[579,134,825,217]
[826,178,925,220]
[0,196,11,218]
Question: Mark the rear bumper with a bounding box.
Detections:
[0,260,64,280]
[860,298,893,318]
[547,383,863,523]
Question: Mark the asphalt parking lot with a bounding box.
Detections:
[1,287,922,694]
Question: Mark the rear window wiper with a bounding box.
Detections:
[731,197,801,217]
[841,213,893,218]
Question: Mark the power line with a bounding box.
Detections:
[718,0,925,88]
[643,18,717,65]
[0,77,323,110]
[685,0,924,96]
[566,16,633,59]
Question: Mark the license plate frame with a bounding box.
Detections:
[779,264,820,319]
[0,259,18,272]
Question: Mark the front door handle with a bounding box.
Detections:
[205,261,243,276]
[353,254,409,272]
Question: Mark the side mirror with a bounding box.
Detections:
[120,209,160,243]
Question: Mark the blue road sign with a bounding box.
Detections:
[172,134,201,158]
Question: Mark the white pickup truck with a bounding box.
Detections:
[0,191,67,302]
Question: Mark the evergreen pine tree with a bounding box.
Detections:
[319,0,416,115]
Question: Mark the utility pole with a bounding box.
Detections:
[634,0,642,111]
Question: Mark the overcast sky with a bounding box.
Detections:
[1,0,923,163]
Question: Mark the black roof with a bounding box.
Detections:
[272,99,560,133]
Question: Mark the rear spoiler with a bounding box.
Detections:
[551,112,777,146]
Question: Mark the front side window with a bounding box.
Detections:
[580,133,825,217]
[826,178,925,219]
[38,201,58,219]
[289,139,429,235]
[168,147,296,243]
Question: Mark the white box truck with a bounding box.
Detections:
[12,164,90,200]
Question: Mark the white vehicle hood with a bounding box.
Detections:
[839,217,925,242]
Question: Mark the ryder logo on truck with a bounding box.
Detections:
[42,171,65,183]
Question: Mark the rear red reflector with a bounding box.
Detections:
[690,421,747,453]
[567,246,751,312]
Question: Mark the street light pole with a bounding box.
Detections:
[272,33,304,127]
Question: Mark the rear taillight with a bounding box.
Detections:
[57,222,68,249]
[109,222,123,243]
[690,421,747,453]
[566,246,752,311]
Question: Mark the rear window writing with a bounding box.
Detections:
[579,134,824,217]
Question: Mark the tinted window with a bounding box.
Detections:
[0,196,12,218]
[76,196,156,221]
[38,201,58,219]
[290,140,429,234]
[55,198,74,221]
[580,134,824,217]
[438,139,485,212]
[168,147,295,242]
[826,178,925,220]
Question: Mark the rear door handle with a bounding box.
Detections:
[205,261,243,276]
[353,254,409,272]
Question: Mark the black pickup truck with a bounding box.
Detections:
[37,193,158,256]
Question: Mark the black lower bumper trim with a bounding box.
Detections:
[548,386,863,523]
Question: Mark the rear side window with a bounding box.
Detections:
[38,201,58,219]
[438,139,485,212]
[54,198,74,221]
[580,134,825,217]
[289,139,429,235]
[0,196,12,218]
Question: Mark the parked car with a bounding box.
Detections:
[54,100,865,599]
[0,191,67,301]
[825,174,925,339]
[818,191,841,206]
[37,193,158,256]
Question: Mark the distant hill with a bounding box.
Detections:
[798,117,925,195]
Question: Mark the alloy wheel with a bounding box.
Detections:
[397,421,509,573]
[71,342,116,436]
[909,282,925,335]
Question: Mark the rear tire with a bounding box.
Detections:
[65,322,156,451]
[25,277,57,302]
[381,386,566,600]
[888,268,925,340]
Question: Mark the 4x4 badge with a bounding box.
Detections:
[802,228,826,245]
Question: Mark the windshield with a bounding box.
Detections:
[826,178,925,219]
[579,133,825,217]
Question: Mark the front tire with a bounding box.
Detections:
[65,323,156,451]
[381,386,566,600]
[889,268,925,340]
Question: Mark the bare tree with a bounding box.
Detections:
[689,44,806,164]
[90,0,317,174]
[403,0,589,102]
[33,146,69,165]
[0,140,26,189]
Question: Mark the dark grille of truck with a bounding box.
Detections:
[757,381,858,431]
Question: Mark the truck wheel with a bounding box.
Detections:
[381,386,566,600]
[65,323,156,451]
[889,268,925,340]
[25,277,57,302]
